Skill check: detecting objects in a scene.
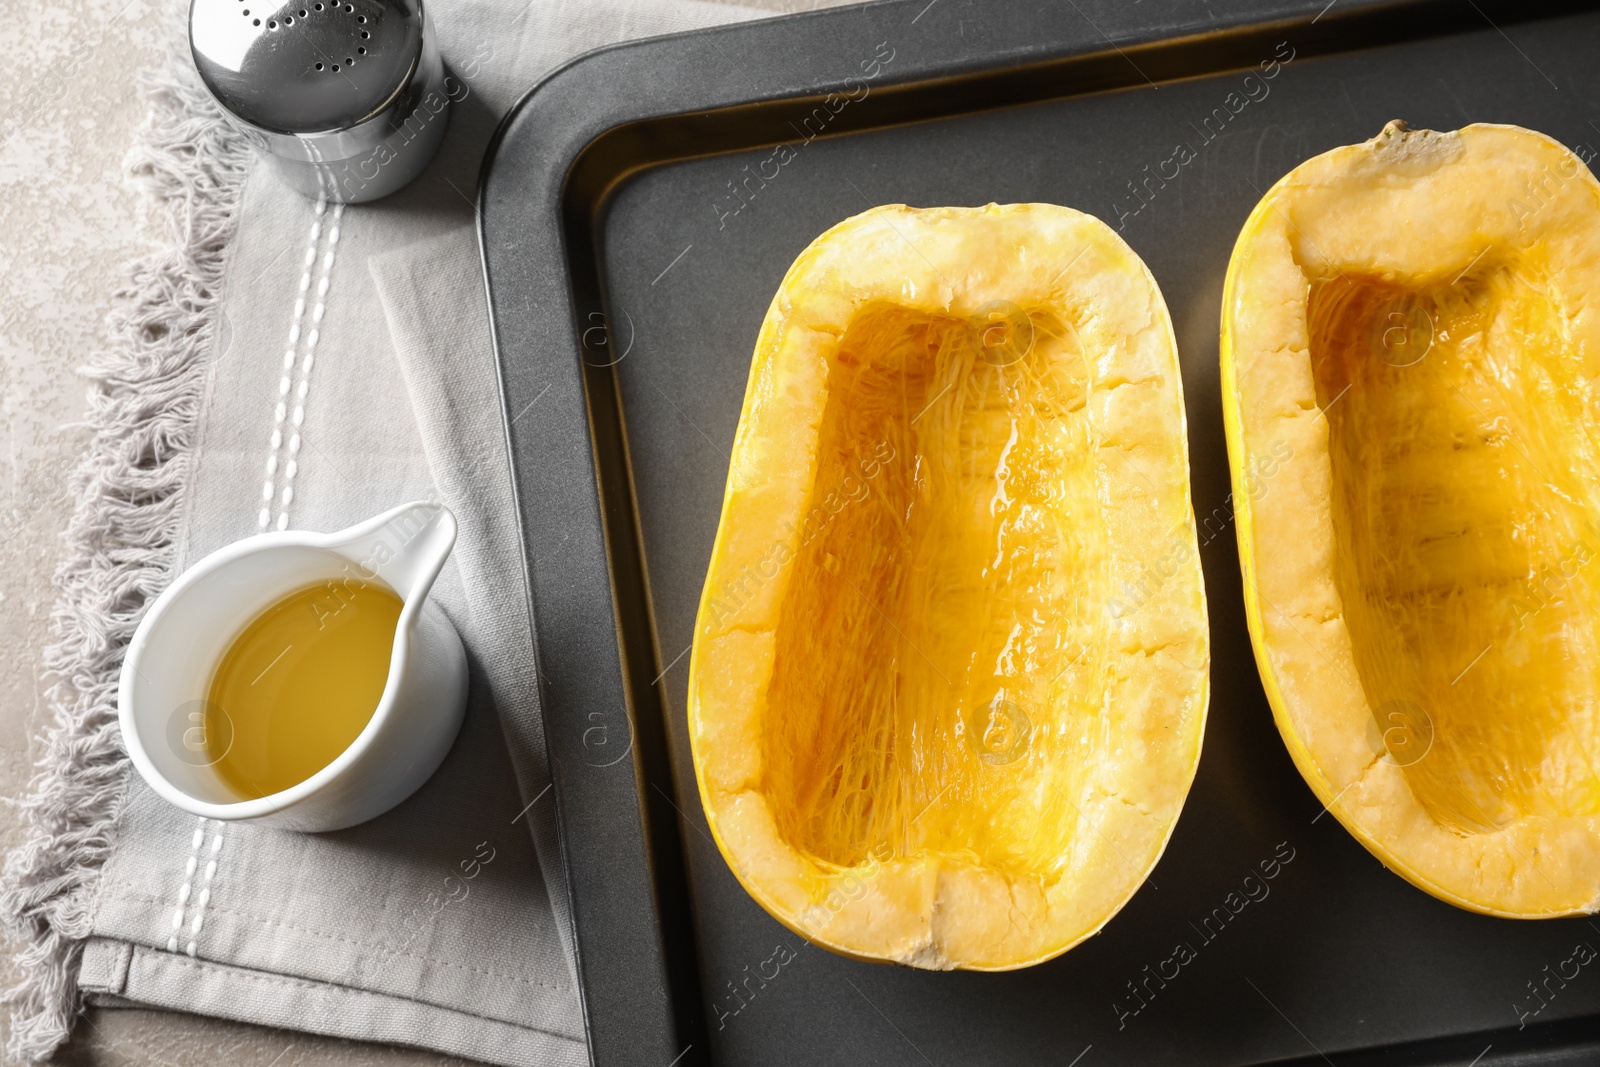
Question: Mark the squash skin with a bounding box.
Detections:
[1223,122,1600,917]
[689,204,1209,969]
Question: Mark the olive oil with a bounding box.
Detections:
[204,577,403,799]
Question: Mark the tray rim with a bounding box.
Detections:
[475,1,1600,1063]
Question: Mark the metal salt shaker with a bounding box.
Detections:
[190,0,449,203]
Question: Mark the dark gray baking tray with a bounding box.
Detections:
[478,1,1600,1063]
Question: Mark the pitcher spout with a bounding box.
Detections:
[328,501,458,604]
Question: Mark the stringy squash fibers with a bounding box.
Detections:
[688,204,1209,969]
[1223,122,1600,916]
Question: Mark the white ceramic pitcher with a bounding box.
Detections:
[119,501,467,832]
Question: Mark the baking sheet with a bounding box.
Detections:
[481,1,1600,1062]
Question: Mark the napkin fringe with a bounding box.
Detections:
[0,52,250,1062]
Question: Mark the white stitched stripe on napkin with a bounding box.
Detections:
[166,818,225,957]
[258,199,344,531]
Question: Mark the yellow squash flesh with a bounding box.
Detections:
[1223,122,1600,916]
[688,203,1209,969]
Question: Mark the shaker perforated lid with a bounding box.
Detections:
[189,0,425,134]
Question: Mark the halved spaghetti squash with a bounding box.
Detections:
[1223,122,1600,915]
[688,203,1209,969]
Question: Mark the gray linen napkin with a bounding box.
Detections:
[55,0,781,1063]
[77,223,586,1066]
